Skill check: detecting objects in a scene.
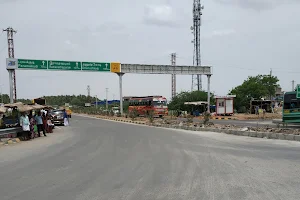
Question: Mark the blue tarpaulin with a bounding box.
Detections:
[92,100,120,105]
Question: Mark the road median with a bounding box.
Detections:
[75,113,300,143]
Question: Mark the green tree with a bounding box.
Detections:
[70,98,83,106]
[168,90,214,112]
[0,94,10,104]
[229,74,279,112]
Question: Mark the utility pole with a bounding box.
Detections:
[3,27,17,103]
[95,95,98,109]
[171,53,176,99]
[292,80,295,91]
[0,85,3,104]
[191,0,204,91]
[87,85,90,97]
[105,88,108,110]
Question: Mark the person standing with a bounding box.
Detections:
[28,110,35,139]
[35,111,47,137]
[20,112,30,140]
[42,112,48,133]
[63,109,69,126]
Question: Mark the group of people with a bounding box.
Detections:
[19,110,54,140]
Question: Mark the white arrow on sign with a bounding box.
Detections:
[42,61,45,65]
[104,63,108,70]
[76,62,78,67]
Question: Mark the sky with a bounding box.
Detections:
[1,0,300,101]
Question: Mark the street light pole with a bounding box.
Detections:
[105,88,108,110]
[0,85,3,104]
[95,95,97,109]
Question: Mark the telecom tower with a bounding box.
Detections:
[3,27,17,102]
[191,0,204,91]
[171,53,176,99]
[87,85,90,97]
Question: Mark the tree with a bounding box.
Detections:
[168,90,215,112]
[229,74,279,112]
[0,94,104,107]
[0,94,10,104]
[70,98,82,106]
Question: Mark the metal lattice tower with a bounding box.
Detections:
[87,85,90,97]
[3,27,17,102]
[191,0,204,91]
[171,53,176,99]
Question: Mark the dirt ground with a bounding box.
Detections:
[233,113,282,120]
[88,113,282,121]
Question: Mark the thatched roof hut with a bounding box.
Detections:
[0,106,7,113]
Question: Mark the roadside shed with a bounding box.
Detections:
[215,95,236,116]
[184,101,208,116]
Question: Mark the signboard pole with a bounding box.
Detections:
[8,70,14,103]
[297,84,300,99]
[207,75,211,113]
[118,73,124,115]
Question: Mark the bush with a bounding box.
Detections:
[186,114,194,124]
[203,112,210,125]
[147,110,154,123]
[129,109,138,121]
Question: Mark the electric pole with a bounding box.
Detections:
[292,80,295,91]
[95,95,98,109]
[105,88,108,110]
[191,0,204,91]
[87,85,90,97]
[171,53,176,99]
[0,85,3,104]
[3,27,17,103]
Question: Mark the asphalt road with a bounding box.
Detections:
[0,115,300,200]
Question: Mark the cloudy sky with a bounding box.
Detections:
[1,0,300,100]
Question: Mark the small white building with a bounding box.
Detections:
[215,95,236,116]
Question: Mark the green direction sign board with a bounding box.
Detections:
[48,60,81,71]
[297,84,300,98]
[6,58,114,72]
[82,62,110,71]
[18,59,47,69]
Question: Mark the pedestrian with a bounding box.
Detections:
[47,114,54,133]
[63,109,69,126]
[28,110,35,139]
[42,112,48,133]
[20,112,30,140]
[35,111,47,137]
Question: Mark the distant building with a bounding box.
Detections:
[275,87,284,100]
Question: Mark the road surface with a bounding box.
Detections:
[0,115,300,200]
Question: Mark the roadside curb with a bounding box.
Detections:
[1,138,21,146]
[75,114,300,142]
[211,117,234,120]
[95,116,147,125]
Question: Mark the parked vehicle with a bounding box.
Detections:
[128,96,168,118]
[282,91,300,123]
[50,109,65,125]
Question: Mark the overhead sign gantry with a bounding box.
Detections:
[6,58,213,114]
